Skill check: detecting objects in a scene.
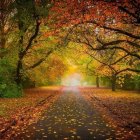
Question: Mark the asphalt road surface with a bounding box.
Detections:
[15,87,116,140]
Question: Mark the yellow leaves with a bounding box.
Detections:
[46,55,67,82]
[97,66,112,76]
[89,131,93,135]
[117,76,125,86]
[118,51,125,56]
[77,136,81,139]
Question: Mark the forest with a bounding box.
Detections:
[0,0,140,139]
[0,0,140,97]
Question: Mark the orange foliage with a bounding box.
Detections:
[50,0,131,28]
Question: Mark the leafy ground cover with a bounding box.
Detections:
[81,88,140,139]
[14,90,117,140]
[0,87,140,139]
[0,87,62,139]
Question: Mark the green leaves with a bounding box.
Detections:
[0,58,22,98]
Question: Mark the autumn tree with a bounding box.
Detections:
[0,0,59,97]
[51,0,140,69]
[64,20,139,90]
[13,0,54,85]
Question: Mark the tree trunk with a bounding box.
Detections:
[1,36,6,49]
[0,37,6,58]
[16,59,22,85]
[0,28,6,58]
[15,35,23,86]
[112,74,117,91]
[96,75,100,88]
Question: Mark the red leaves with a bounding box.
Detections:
[43,30,60,38]
[81,88,140,139]
[49,0,130,28]
[0,88,61,139]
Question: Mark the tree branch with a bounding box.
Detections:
[85,51,117,73]
[117,68,140,74]
[110,54,129,65]
[26,50,53,70]
[21,19,41,59]
[82,20,140,39]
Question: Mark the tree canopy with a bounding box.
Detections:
[0,0,140,97]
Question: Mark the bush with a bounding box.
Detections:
[0,83,22,98]
[122,75,140,90]
[101,77,111,87]
[0,58,22,98]
[134,76,140,90]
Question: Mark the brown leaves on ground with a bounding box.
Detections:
[0,87,62,139]
[81,88,140,140]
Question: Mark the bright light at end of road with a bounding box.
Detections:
[61,73,82,86]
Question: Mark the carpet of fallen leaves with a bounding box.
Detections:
[0,87,62,139]
[81,87,140,140]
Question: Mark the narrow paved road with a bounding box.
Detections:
[15,87,116,140]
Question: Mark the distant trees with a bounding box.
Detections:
[27,54,67,87]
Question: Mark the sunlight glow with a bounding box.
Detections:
[61,73,82,86]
